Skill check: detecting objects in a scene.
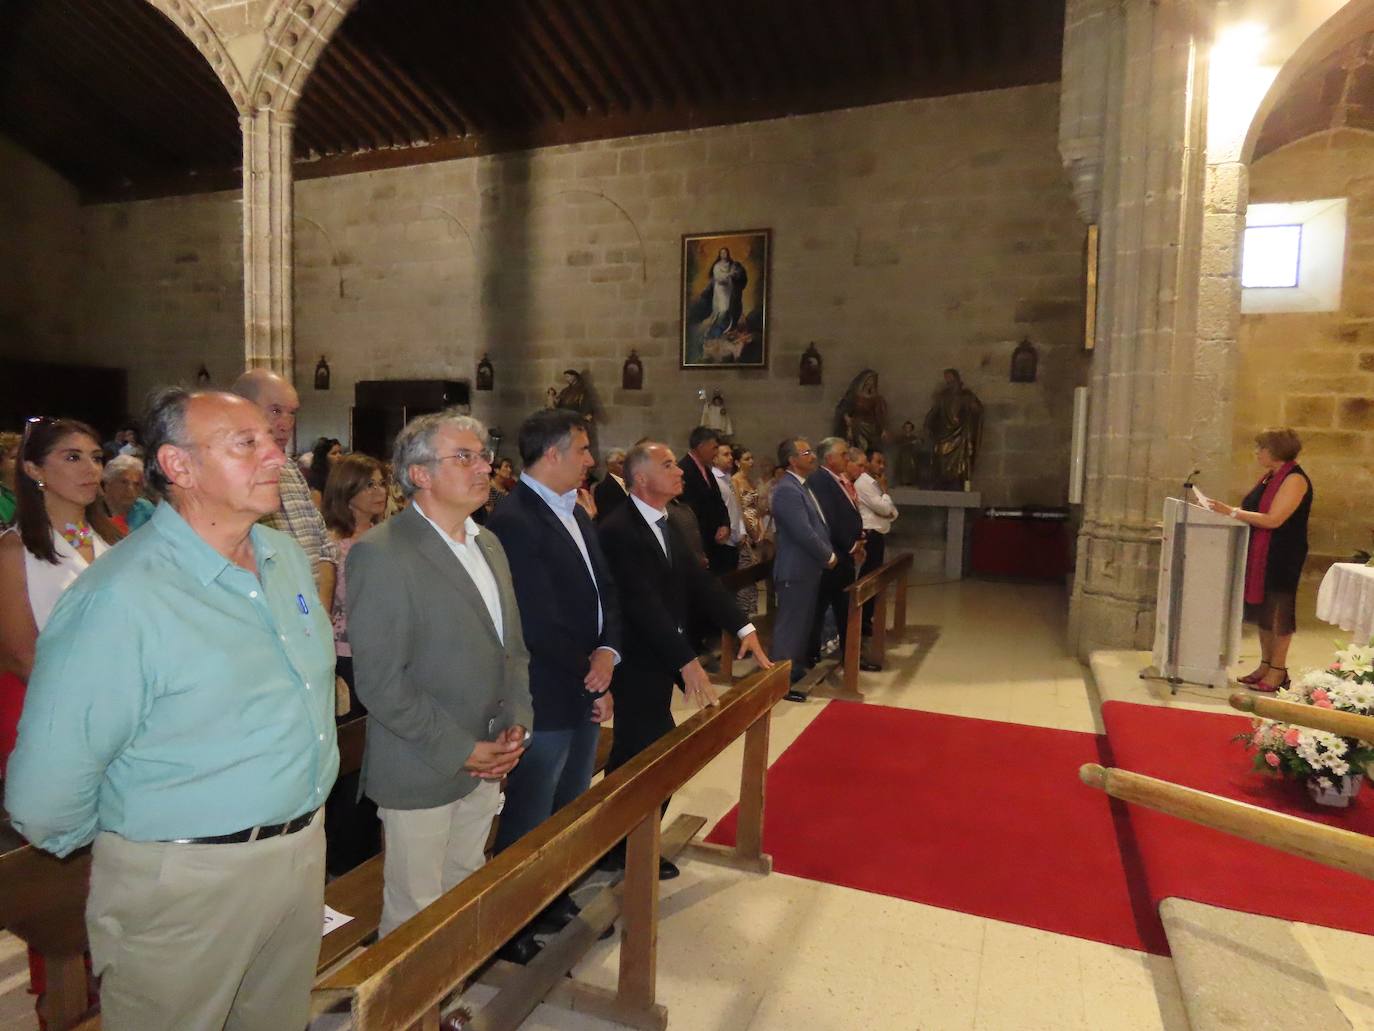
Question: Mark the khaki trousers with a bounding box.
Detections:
[378,781,501,937]
[86,814,325,1031]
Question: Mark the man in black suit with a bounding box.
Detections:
[677,425,735,574]
[806,437,877,671]
[598,441,772,878]
[485,409,622,960]
[592,447,629,522]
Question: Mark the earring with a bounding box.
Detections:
[36,480,45,491]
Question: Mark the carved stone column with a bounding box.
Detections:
[242,107,294,374]
[1059,0,1116,223]
[1069,0,1216,656]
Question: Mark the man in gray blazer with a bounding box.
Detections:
[771,437,837,700]
[347,412,534,937]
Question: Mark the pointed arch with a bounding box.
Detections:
[142,0,250,113]
[250,0,360,115]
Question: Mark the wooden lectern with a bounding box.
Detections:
[1151,497,1248,688]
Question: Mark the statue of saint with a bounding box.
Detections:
[832,369,887,453]
[547,368,600,449]
[922,369,983,490]
[894,420,920,486]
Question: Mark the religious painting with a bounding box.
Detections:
[680,229,770,369]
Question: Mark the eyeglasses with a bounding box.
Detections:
[363,479,387,490]
[796,449,814,457]
[434,448,494,468]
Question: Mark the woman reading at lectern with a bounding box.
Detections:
[1205,427,1312,692]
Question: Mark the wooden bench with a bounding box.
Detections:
[34,715,614,1031]
[816,550,912,701]
[312,664,790,1031]
[716,557,774,683]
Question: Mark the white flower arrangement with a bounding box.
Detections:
[1235,643,1374,787]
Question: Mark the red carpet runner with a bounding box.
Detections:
[1101,700,1374,937]
[706,702,1170,954]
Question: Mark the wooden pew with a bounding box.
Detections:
[814,550,912,701]
[56,718,616,1031]
[716,557,774,683]
[313,664,791,1031]
[1229,692,1374,742]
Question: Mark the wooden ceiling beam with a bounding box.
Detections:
[330,36,439,144]
[753,0,804,93]
[521,3,607,117]
[565,1,650,111]
[579,1,659,112]
[365,44,467,138]
[434,1,545,125]
[357,6,490,134]
[490,4,581,122]
[296,57,378,154]
[538,0,627,114]
[617,0,694,108]
[923,1,960,73]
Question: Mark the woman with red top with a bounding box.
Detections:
[0,416,121,1028]
[1206,427,1312,692]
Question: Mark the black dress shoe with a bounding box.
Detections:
[658,858,680,880]
[532,895,581,935]
[496,934,542,965]
[598,850,626,874]
[784,689,808,703]
[860,661,882,673]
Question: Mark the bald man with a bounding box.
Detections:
[6,388,337,1031]
[232,368,338,608]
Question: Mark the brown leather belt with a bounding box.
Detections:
[167,808,319,845]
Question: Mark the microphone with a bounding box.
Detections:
[1183,469,1200,489]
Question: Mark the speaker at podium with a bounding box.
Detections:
[1150,495,1249,689]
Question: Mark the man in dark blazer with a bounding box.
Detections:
[771,437,837,697]
[677,425,735,574]
[347,412,533,938]
[485,409,622,960]
[807,437,873,672]
[598,441,772,877]
[592,448,629,522]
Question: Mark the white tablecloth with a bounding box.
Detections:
[1316,563,1374,644]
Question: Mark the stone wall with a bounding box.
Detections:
[1233,128,1374,565]
[0,136,83,357]
[290,85,1088,507]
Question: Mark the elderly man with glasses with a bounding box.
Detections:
[345,410,533,937]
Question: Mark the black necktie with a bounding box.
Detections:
[656,516,672,562]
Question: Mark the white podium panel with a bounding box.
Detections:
[1151,498,1249,688]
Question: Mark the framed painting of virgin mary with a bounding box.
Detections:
[680,229,770,369]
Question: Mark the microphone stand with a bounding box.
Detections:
[1162,470,1200,694]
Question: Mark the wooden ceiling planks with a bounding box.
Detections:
[1,0,1065,201]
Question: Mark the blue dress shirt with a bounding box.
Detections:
[4,502,339,856]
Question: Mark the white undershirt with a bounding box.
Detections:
[412,501,503,643]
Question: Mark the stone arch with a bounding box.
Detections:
[142,0,251,113]
[1240,0,1374,165]
[250,0,359,116]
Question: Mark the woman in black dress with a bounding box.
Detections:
[1206,427,1312,692]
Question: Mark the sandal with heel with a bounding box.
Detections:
[1237,662,1270,685]
[1251,666,1288,693]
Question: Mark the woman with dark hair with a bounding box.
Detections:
[0,416,119,1027]
[1206,427,1313,692]
[306,436,343,509]
[321,453,386,875]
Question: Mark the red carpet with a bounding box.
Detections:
[1101,700,1374,936]
[706,702,1170,954]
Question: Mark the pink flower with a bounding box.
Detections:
[1315,698,1335,709]
[1265,752,1281,768]
[1312,689,1329,702]
[1284,729,1302,747]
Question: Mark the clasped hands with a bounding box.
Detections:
[465,724,527,781]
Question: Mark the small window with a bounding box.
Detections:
[1241,224,1301,289]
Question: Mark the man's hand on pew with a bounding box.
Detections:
[681,659,720,709]
[736,631,773,670]
[465,728,528,780]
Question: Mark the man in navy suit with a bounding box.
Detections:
[598,441,771,875]
[677,425,735,574]
[807,437,874,673]
[485,408,622,960]
[770,437,838,699]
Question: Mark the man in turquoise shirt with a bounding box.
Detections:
[5,387,338,1031]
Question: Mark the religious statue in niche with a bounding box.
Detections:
[622,350,643,391]
[314,356,331,391]
[476,353,494,391]
[894,420,920,487]
[1010,338,1038,383]
[921,368,984,491]
[833,369,888,453]
[699,390,733,437]
[799,343,822,386]
[547,368,602,449]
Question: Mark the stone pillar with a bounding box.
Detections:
[242,107,294,374]
[1068,0,1215,656]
